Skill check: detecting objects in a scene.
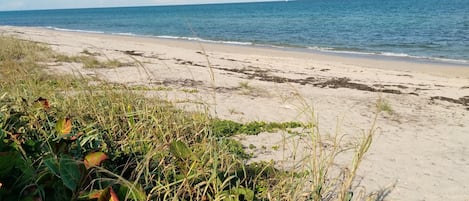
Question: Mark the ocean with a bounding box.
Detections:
[1,0,468,64]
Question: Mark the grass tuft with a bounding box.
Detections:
[55,54,127,68]
[376,96,393,114]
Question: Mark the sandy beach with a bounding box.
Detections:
[1,26,468,200]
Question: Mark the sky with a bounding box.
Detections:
[0,0,278,11]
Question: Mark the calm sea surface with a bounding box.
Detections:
[1,0,468,63]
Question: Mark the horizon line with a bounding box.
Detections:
[0,0,286,12]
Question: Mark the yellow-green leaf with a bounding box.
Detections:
[169,140,196,161]
[118,184,147,201]
[84,152,108,169]
[98,187,120,201]
[56,117,72,135]
[89,190,104,199]
[98,187,111,201]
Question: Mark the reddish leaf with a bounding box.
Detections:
[79,189,104,199]
[84,152,108,169]
[56,117,72,136]
[109,187,119,201]
[69,132,83,141]
[34,97,50,110]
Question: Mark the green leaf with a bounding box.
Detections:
[0,151,21,177]
[44,157,60,178]
[169,140,195,161]
[224,187,254,201]
[0,130,4,147]
[59,155,81,191]
[118,184,146,201]
[233,187,254,201]
[345,191,353,201]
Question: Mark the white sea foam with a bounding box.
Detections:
[428,57,468,64]
[379,52,411,57]
[305,46,469,64]
[44,26,104,34]
[307,46,375,55]
[379,52,468,64]
[113,32,136,36]
[156,35,253,46]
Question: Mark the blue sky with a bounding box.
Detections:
[0,0,278,11]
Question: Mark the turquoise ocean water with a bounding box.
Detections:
[1,0,468,64]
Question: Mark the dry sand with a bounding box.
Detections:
[1,26,468,200]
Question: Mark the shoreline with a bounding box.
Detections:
[49,26,469,67]
[52,26,469,78]
[6,25,469,70]
[116,30,469,78]
[1,25,469,200]
[112,31,469,67]
[156,34,469,68]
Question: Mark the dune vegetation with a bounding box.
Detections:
[0,35,378,201]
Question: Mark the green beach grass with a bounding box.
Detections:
[0,35,379,201]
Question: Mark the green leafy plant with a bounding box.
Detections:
[210,119,304,137]
[0,96,144,201]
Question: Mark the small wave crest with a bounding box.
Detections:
[425,57,469,64]
[156,35,253,46]
[307,46,378,56]
[307,46,468,64]
[44,26,105,34]
[112,32,136,36]
[379,52,411,57]
[378,52,468,64]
